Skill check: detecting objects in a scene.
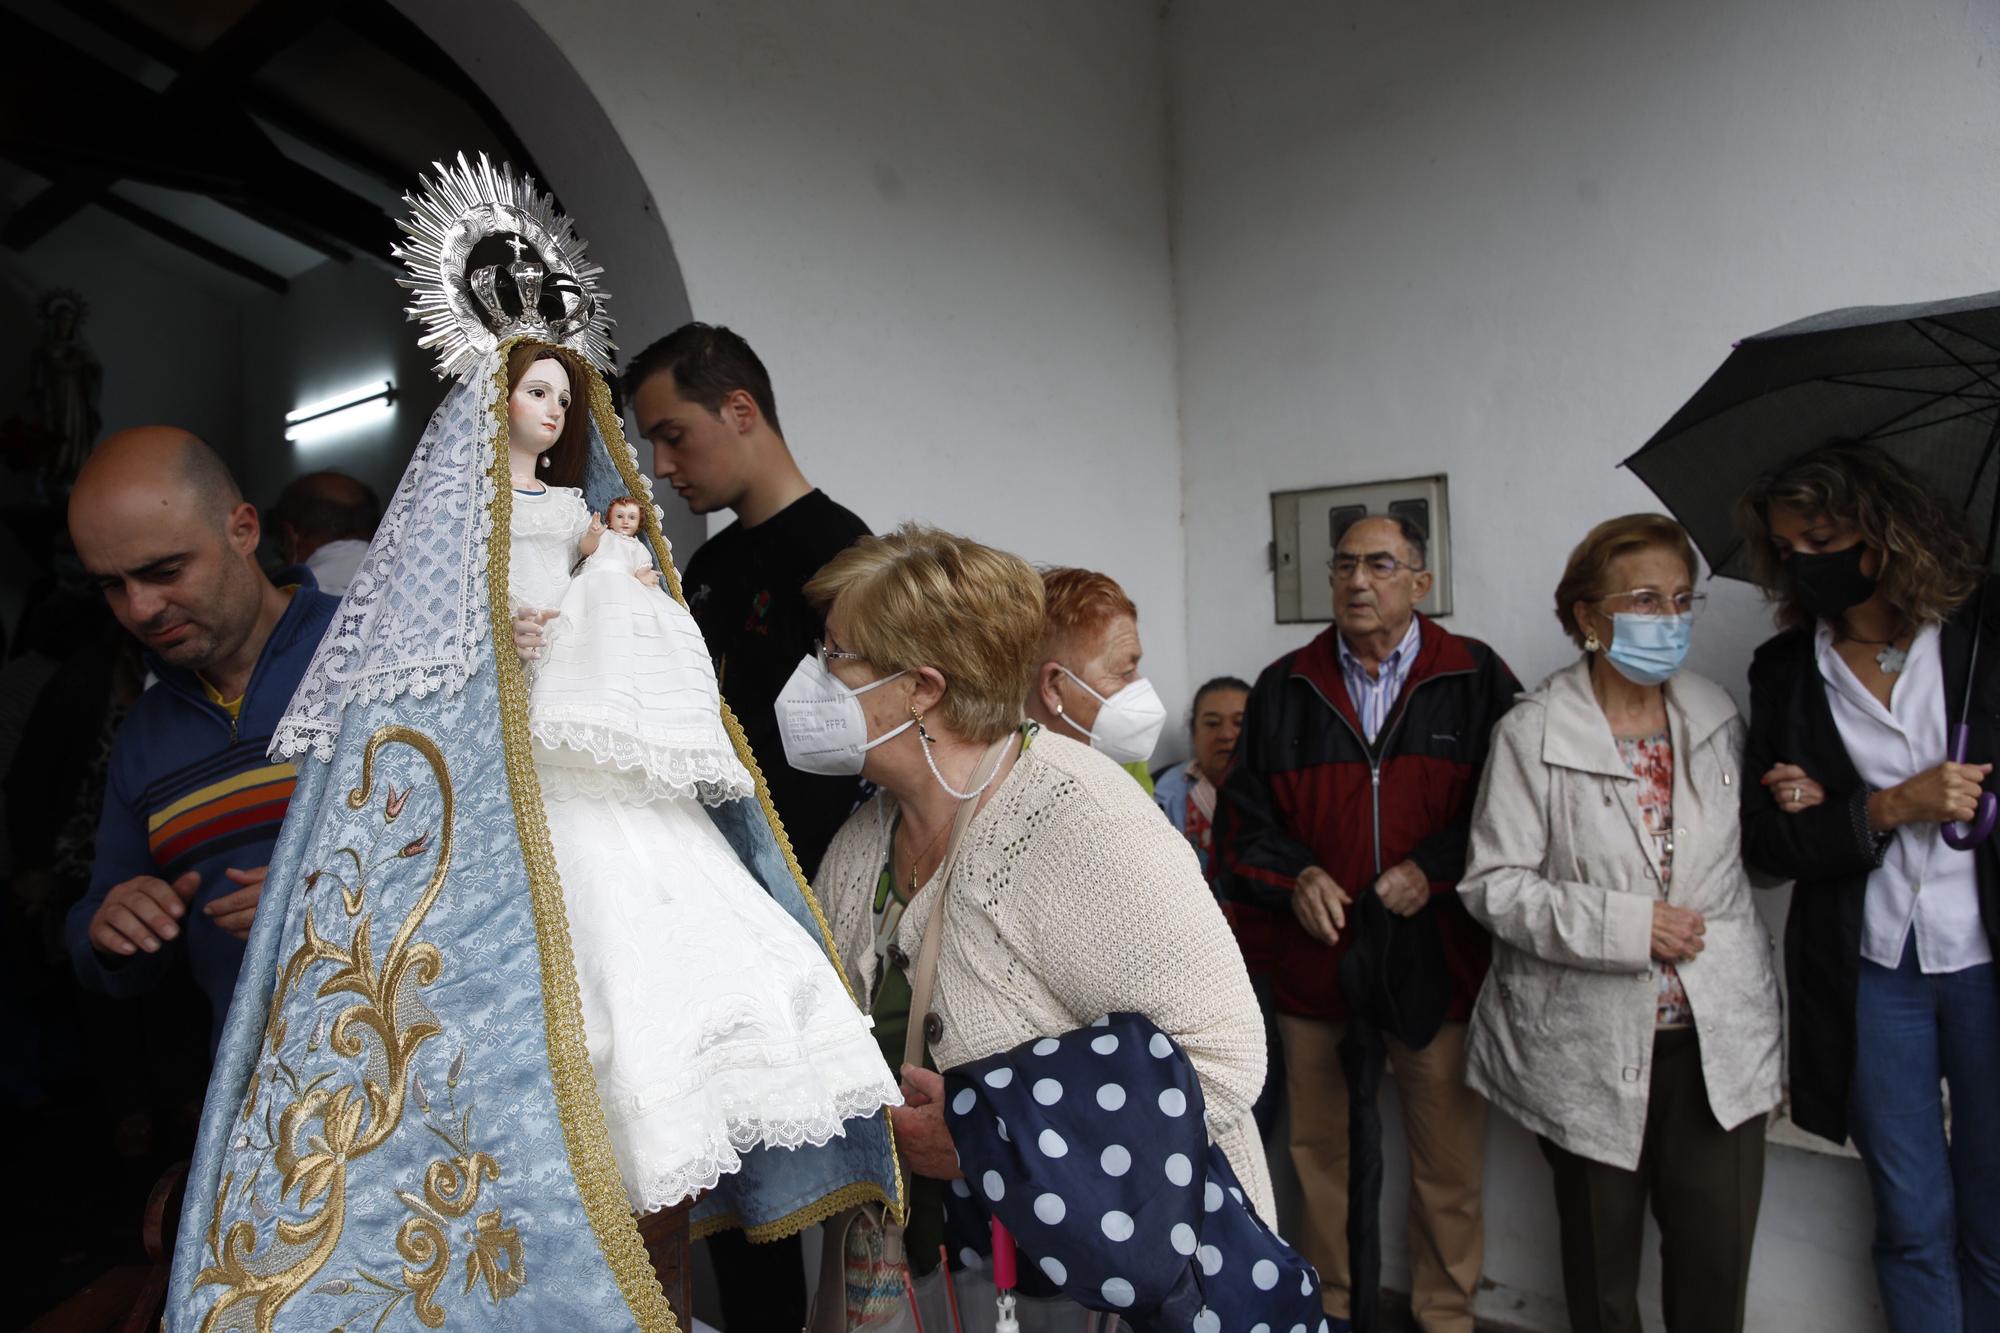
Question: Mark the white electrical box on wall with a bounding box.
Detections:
[1271,474,1452,623]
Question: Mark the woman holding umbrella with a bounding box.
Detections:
[1459,512,1783,1333]
[1739,441,2000,1332]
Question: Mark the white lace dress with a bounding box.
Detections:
[510,486,899,1212]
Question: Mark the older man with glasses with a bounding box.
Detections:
[1214,514,1520,1333]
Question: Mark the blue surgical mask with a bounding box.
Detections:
[1605,614,1691,686]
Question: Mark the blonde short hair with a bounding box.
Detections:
[806,524,1045,743]
[1553,513,1698,650]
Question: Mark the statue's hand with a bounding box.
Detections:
[512,608,559,661]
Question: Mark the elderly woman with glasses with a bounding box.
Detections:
[787,524,1272,1307]
[1459,513,1782,1333]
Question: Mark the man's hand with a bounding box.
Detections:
[887,1064,963,1180]
[1374,859,1429,917]
[206,865,268,942]
[89,871,200,956]
[512,608,558,662]
[1291,866,1351,946]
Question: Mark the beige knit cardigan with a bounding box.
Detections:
[817,730,1275,1222]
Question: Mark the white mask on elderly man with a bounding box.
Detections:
[1055,666,1168,764]
[775,654,909,776]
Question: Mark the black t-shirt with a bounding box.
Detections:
[682,489,872,880]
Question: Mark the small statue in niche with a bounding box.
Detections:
[32,289,102,486]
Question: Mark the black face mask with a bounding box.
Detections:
[1786,543,1878,620]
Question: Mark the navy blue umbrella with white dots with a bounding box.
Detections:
[939,1012,1326,1333]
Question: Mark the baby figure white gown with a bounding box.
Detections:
[511,486,898,1212]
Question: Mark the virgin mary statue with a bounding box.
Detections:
[165,155,902,1333]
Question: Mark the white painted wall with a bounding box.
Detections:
[518,0,1192,714]
[1170,1,2000,1328]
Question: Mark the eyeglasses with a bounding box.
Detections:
[814,638,865,671]
[1330,554,1424,581]
[1597,589,1707,619]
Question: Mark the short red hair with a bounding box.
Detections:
[1039,567,1137,660]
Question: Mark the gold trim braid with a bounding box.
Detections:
[490,338,678,1330]
[583,371,906,1229]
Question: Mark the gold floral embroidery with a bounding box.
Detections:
[466,1211,525,1301]
[193,726,480,1333]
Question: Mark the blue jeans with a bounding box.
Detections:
[1849,937,2000,1332]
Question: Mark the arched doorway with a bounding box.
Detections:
[0,4,698,1323]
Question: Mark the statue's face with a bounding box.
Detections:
[607,502,642,535]
[49,305,76,339]
[509,356,571,455]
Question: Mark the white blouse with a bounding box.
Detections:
[1817,622,1992,974]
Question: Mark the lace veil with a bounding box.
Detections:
[272,360,499,760]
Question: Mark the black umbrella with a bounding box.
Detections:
[1338,891,1449,1333]
[1623,289,2000,845]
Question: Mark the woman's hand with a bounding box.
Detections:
[1651,902,1706,964]
[1761,763,1826,814]
[887,1065,963,1180]
[1870,761,1995,831]
[512,608,558,662]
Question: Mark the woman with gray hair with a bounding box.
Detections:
[1460,512,1781,1333]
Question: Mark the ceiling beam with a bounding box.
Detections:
[60,0,412,192]
[1,16,394,266]
[5,0,348,248]
[96,194,288,293]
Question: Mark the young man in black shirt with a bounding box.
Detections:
[626,321,869,1328]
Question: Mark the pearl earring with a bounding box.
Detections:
[539,455,551,470]
[1585,631,1602,653]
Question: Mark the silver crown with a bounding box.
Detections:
[394,152,615,381]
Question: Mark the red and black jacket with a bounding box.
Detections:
[1213,615,1520,1022]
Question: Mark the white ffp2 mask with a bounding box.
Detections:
[776,654,909,775]
[1056,666,1168,764]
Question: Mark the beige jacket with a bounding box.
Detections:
[816,731,1274,1221]
[1459,660,1782,1169]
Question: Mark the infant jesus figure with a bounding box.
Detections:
[528,494,759,804]
[525,491,898,1209]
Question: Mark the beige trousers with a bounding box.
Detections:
[1277,1015,1485,1333]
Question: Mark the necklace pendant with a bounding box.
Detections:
[1877,644,1908,674]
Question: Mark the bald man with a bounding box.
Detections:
[65,427,339,1047]
[269,470,379,596]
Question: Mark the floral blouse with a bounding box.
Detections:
[1616,732,1693,1029]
